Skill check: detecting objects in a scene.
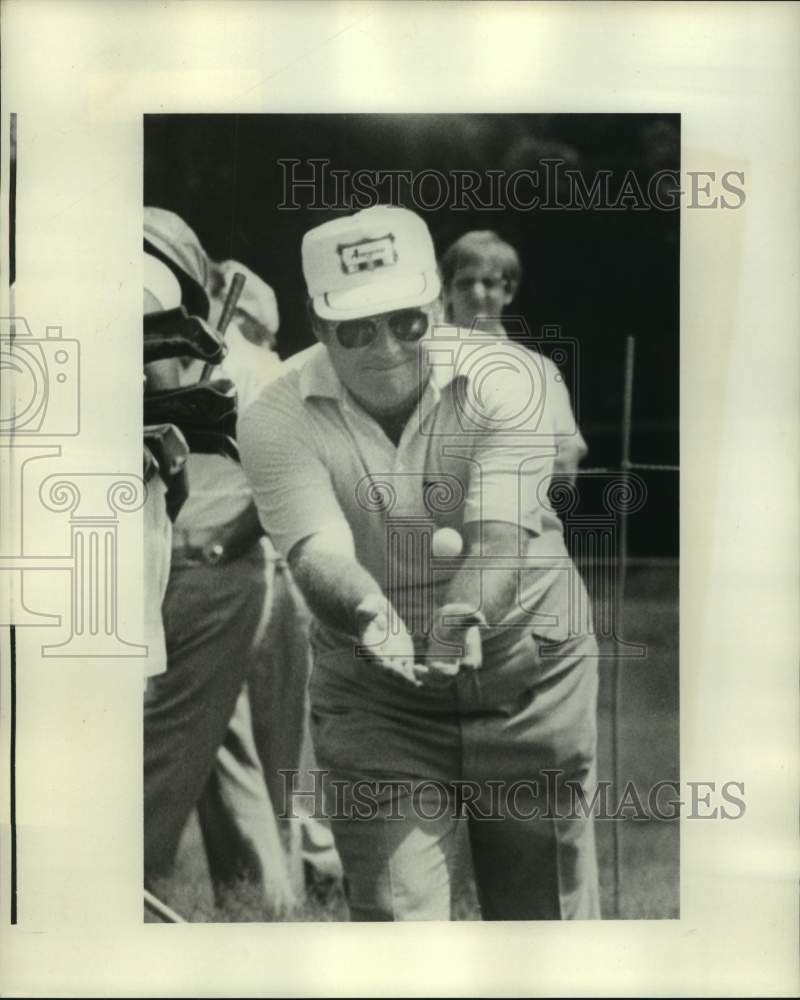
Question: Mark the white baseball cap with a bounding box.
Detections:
[302,206,441,321]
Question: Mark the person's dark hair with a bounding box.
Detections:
[439,231,522,292]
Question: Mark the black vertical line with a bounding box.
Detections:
[10,625,17,924]
[10,113,17,286]
[9,113,19,924]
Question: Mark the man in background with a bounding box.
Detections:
[440,230,587,483]
[143,209,340,914]
[142,252,190,684]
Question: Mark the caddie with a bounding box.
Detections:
[239,205,600,921]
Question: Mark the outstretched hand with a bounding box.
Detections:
[356,595,430,688]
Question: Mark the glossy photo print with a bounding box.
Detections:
[1,3,797,997]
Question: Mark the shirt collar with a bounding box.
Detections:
[298,343,345,402]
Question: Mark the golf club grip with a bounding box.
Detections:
[201,271,247,380]
[218,271,246,336]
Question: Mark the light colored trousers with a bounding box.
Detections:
[310,631,600,921]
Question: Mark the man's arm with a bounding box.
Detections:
[437,519,529,623]
[550,362,588,486]
[288,526,380,637]
[289,527,429,687]
[238,375,426,686]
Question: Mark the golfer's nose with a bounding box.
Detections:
[370,322,405,359]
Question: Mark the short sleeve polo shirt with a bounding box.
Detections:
[239,334,591,656]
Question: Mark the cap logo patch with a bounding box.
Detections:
[337,234,397,275]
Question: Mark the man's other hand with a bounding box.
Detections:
[355,594,429,688]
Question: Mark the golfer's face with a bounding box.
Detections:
[320,304,436,416]
[446,261,513,331]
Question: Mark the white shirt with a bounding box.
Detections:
[240,335,592,658]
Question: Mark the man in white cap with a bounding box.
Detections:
[239,205,600,920]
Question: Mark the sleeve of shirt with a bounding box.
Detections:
[550,370,588,473]
[460,344,559,537]
[238,379,352,559]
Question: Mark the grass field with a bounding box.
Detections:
[148,562,678,922]
[595,561,679,919]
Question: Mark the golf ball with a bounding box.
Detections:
[432,527,463,558]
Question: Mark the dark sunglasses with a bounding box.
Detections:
[332,309,429,349]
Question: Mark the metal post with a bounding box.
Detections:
[611,334,635,917]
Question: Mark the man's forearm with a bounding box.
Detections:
[435,521,529,626]
[289,532,424,686]
[436,563,518,627]
[289,542,386,637]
